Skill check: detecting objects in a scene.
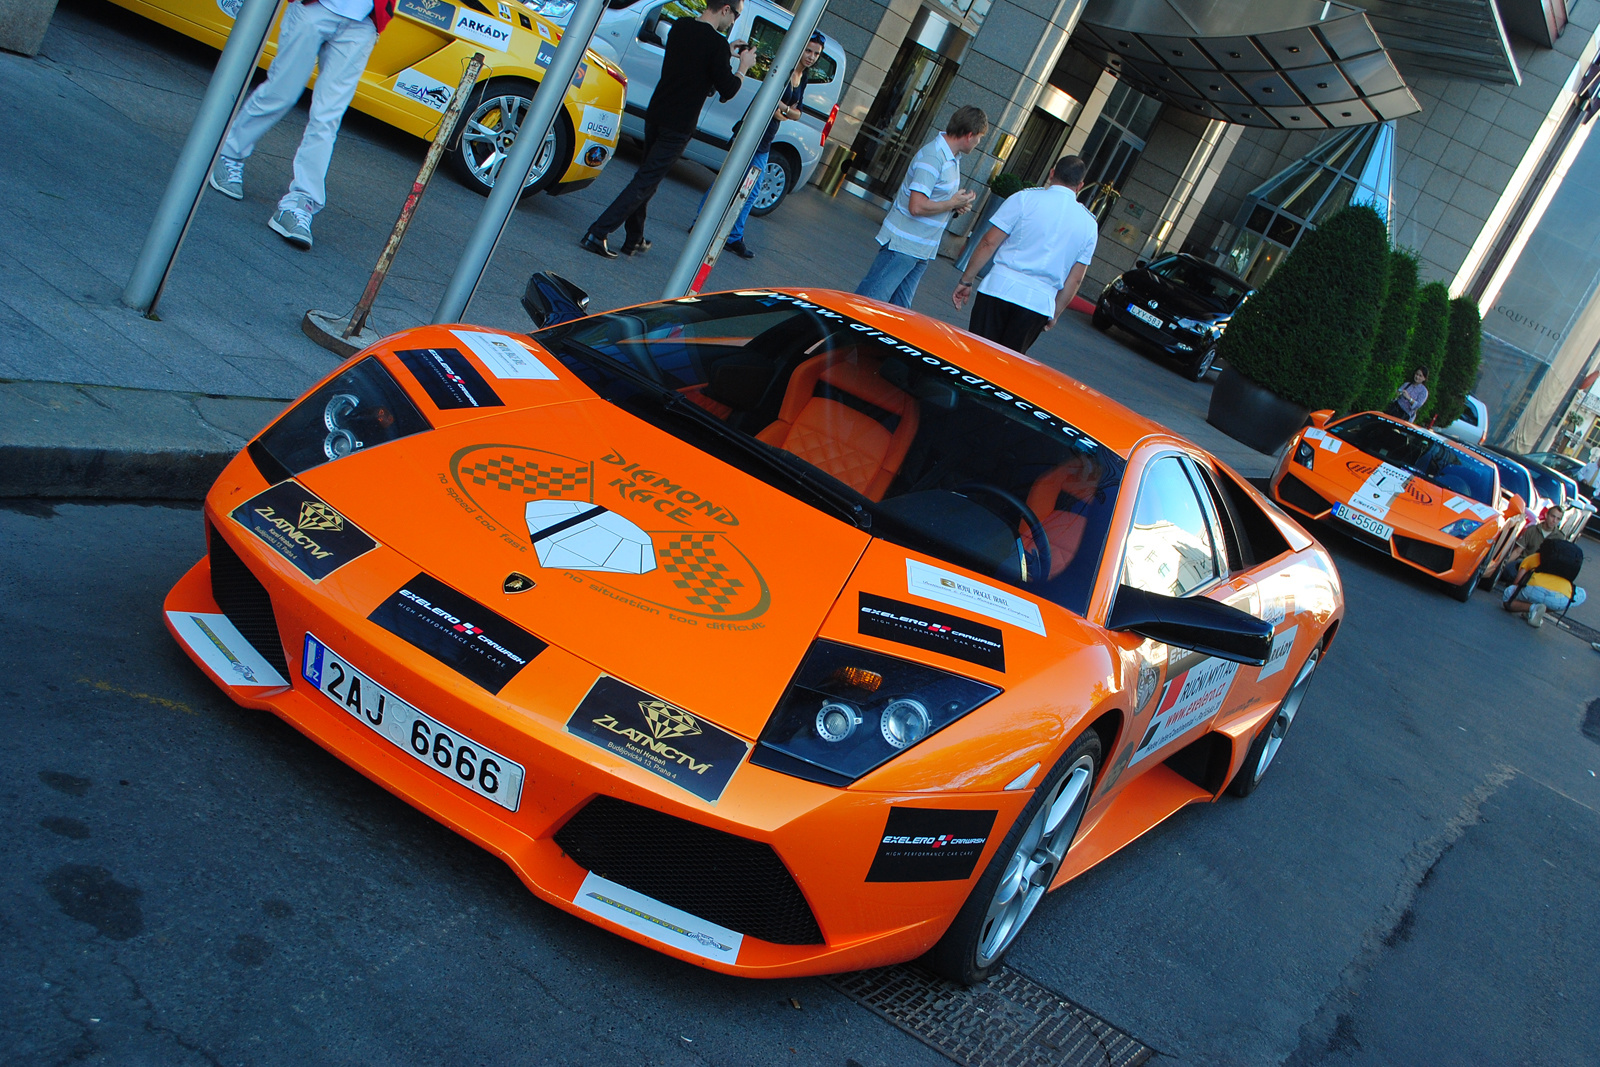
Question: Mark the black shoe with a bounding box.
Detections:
[725,239,755,260]
[579,233,617,259]
[620,238,652,256]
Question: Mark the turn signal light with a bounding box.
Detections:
[828,666,883,692]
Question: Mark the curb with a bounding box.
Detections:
[0,444,236,500]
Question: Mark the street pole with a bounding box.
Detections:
[433,0,607,323]
[122,0,284,316]
[662,0,829,299]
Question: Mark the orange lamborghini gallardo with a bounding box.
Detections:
[1271,409,1526,601]
[165,287,1343,983]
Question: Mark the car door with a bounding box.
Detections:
[1116,453,1258,773]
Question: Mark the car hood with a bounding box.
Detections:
[1320,445,1499,532]
[301,397,872,738]
[1124,272,1232,320]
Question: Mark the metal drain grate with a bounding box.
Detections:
[827,965,1154,1067]
[1556,615,1600,644]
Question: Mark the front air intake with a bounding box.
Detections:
[207,523,290,680]
[1276,474,1331,517]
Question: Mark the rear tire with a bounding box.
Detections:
[1230,648,1320,798]
[448,78,571,198]
[749,147,798,216]
[924,731,1101,985]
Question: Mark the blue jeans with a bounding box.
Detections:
[854,245,931,308]
[696,149,767,245]
[1505,583,1586,610]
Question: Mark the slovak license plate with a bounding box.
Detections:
[1333,502,1393,541]
[301,633,525,811]
[1128,304,1162,327]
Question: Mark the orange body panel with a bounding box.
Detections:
[165,293,1343,977]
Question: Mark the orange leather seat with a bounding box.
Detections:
[756,351,920,501]
[1023,455,1101,579]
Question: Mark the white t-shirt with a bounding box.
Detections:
[317,0,376,22]
[977,185,1099,317]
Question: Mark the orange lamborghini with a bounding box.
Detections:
[1271,410,1526,601]
[164,287,1343,983]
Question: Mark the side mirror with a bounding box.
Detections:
[1134,259,1148,269]
[1307,409,1334,429]
[522,271,590,328]
[1507,491,1527,518]
[1107,585,1273,666]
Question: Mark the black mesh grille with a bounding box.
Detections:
[1394,535,1455,574]
[1276,474,1330,517]
[208,523,290,680]
[554,794,824,945]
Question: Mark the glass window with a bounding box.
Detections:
[1144,256,1249,309]
[743,18,835,84]
[1328,414,1499,504]
[1122,456,1219,597]
[537,292,1126,615]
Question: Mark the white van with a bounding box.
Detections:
[523,0,845,215]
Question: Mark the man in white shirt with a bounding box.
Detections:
[952,156,1098,353]
[207,0,390,249]
[853,105,988,309]
[1578,449,1599,496]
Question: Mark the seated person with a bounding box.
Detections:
[1502,536,1584,627]
[1497,504,1564,585]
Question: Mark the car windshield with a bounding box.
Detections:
[535,291,1124,616]
[1329,414,1497,504]
[1526,451,1581,475]
[1144,256,1248,310]
[1522,463,1566,505]
[1470,449,1533,504]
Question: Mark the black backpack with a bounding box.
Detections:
[1537,537,1583,583]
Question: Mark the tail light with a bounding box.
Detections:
[821,103,837,147]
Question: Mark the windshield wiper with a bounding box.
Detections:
[555,340,872,530]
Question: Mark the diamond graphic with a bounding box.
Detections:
[640,700,700,740]
[526,500,655,574]
[297,501,344,532]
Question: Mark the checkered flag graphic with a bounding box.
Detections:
[463,455,590,497]
[659,534,745,613]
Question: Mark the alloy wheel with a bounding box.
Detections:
[752,157,788,211]
[1253,650,1319,782]
[461,94,556,190]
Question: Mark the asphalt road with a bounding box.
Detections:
[3,500,1598,1067]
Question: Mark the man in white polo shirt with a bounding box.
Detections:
[853,105,988,308]
[207,0,392,250]
[952,156,1097,354]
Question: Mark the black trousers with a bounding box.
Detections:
[587,122,694,243]
[968,291,1050,354]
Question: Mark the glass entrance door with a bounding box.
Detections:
[846,37,960,201]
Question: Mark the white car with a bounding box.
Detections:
[525,0,845,215]
[1437,394,1489,446]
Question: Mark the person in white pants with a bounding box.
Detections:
[208,0,384,249]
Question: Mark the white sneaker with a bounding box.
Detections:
[209,155,244,200]
[269,206,313,249]
[1526,603,1546,628]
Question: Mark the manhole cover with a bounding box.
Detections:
[827,964,1154,1067]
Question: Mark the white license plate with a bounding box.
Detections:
[1333,502,1393,541]
[1128,304,1163,327]
[301,633,525,811]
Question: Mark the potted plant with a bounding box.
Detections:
[956,172,1031,273]
[1208,206,1390,454]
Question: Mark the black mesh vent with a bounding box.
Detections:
[1394,535,1455,574]
[1276,474,1330,517]
[554,794,824,946]
[208,523,290,680]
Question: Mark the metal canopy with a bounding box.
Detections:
[1360,0,1521,83]
[1072,0,1422,131]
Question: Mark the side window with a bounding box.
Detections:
[1187,459,1241,573]
[641,0,705,44]
[745,18,837,86]
[1122,456,1219,597]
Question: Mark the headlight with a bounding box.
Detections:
[524,0,574,18]
[250,356,431,480]
[1110,277,1126,292]
[1294,440,1315,469]
[749,641,1001,786]
[1176,317,1221,336]
[1441,517,1484,538]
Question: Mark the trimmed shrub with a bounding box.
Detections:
[988,172,1031,198]
[1399,282,1450,417]
[1352,248,1420,412]
[1217,206,1389,411]
[1425,296,1483,426]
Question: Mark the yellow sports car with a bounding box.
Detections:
[106,0,628,194]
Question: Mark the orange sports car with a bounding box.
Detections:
[164,286,1343,983]
[1271,410,1526,601]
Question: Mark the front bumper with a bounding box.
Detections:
[1097,294,1214,357]
[164,460,1027,978]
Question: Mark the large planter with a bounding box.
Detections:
[1207,365,1310,455]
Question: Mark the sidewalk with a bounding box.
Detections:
[1,0,1273,498]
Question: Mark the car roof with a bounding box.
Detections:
[783,288,1171,458]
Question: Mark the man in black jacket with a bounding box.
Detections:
[581,0,755,258]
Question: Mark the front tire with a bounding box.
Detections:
[1091,303,1113,331]
[925,731,1101,985]
[748,147,798,216]
[1450,557,1485,602]
[1230,648,1320,798]
[448,78,572,198]
[1185,346,1217,381]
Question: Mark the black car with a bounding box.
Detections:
[1093,253,1252,381]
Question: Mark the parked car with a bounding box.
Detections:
[1464,444,1538,513]
[1271,410,1523,600]
[165,283,1342,984]
[108,0,629,196]
[1518,453,1593,539]
[530,0,846,215]
[1092,254,1252,381]
[1437,394,1489,446]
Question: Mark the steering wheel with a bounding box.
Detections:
[954,483,1052,583]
